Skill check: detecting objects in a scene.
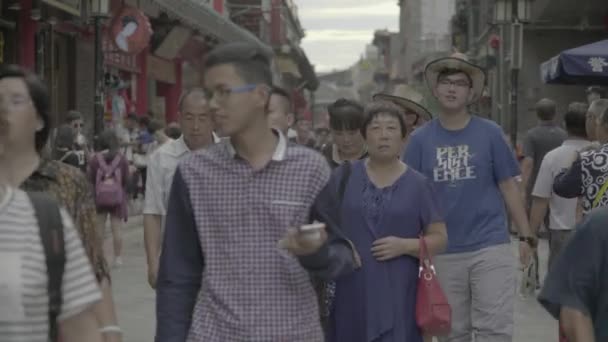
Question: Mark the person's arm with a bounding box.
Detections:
[491,127,534,263]
[295,165,359,280]
[538,212,604,341]
[60,307,103,342]
[374,177,447,260]
[56,210,104,342]
[529,197,550,235]
[561,307,595,342]
[554,159,584,198]
[143,152,165,289]
[156,166,203,342]
[520,157,533,195]
[520,133,534,194]
[529,155,553,234]
[121,155,129,188]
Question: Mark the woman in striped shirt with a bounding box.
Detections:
[0,65,103,342]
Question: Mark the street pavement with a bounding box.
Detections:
[106,219,558,342]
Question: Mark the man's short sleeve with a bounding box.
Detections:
[143,151,166,216]
[532,153,554,199]
[538,212,604,319]
[491,127,521,182]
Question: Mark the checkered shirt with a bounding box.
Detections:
[179,132,330,342]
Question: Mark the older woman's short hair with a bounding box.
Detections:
[361,101,407,138]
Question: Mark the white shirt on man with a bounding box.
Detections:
[144,134,219,216]
[532,139,593,230]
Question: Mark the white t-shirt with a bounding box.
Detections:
[0,187,102,341]
[532,139,593,230]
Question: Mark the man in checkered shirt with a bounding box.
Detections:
[155,43,358,342]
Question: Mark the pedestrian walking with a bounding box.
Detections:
[373,84,432,134]
[529,106,592,269]
[155,42,358,342]
[267,86,295,137]
[143,87,217,289]
[0,65,107,342]
[53,124,84,170]
[88,129,129,267]
[321,99,367,169]
[403,53,535,342]
[326,100,447,342]
[554,99,608,215]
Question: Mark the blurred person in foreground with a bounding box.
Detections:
[155,42,357,342]
[0,64,116,341]
[144,88,217,289]
[538,207,608,341]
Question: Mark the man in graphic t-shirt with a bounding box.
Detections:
[404,53,534,342]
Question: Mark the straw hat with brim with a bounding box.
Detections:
[425,53,486,103]
[373,85,432,121]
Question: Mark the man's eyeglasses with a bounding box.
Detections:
[204,84,257,102]
[438,79,471,89]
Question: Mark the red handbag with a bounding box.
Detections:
[415,236,452,336]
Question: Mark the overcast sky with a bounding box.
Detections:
[297,0,400,73]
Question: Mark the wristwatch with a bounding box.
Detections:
[519,236,537,248]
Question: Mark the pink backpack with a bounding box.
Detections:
[95,153,124,207]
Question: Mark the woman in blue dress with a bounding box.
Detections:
[327,100,447,342]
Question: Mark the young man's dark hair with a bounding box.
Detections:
[327,98,365,131]
[0,64,50,152]
[204,42,272,87]
[564,107,588,138]
[535,98,557,121]
[437,68,473,88]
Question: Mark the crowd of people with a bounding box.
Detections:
[0,41,607,342]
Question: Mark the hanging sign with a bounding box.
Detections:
[109,6,152,55]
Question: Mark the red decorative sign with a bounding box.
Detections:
[109,6,152,55]
[103,36,139,73]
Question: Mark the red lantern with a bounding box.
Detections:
[110,6,153,55]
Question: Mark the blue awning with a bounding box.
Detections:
[541,39,608,85]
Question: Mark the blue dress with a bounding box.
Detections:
[328,161,442,342]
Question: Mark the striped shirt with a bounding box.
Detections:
[0,187,102,342]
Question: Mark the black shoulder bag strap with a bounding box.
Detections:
[28,192,65,342]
